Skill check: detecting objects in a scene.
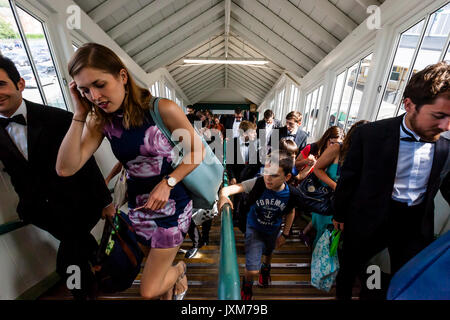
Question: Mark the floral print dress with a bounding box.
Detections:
[104,110,192,249]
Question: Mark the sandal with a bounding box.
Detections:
[172,261,188,300]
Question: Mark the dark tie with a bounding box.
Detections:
[244,142,249,147]
[400,122,435,144]
[0,114,27,128]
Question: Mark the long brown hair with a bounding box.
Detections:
[315,126,344,157]
[339,120,369,166]
[68,43,151,129]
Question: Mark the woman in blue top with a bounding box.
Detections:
[313,121,369,246]
[56,43,204,300]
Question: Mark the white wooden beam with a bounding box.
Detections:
[227,70,268,97]
[228,82,263,104]
[314,0,358,34]
[143,19,223,72]
[186,76,225,98]
[229,63,273,88]
[231,3,315,71]
[228,66,271,93]
[230,20,305,77]
[123,0,210,52]
[172,44,225,80]
[88,0,123,23]
[265,0,340,50]
[135,3,224,65]
[179,64,224,88]
[190,87,227,103]
[107,0,175,40]
[239,0,327,62]
[167,36,224,74]
[183,68,225,93]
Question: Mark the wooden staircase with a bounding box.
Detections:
[38,215,339,300]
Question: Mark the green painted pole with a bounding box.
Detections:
[218,139,241,300]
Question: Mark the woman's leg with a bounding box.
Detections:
[139,246,187,300]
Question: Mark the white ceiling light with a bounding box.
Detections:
[183,57,268,65]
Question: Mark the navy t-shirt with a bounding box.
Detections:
[241,178,291,234]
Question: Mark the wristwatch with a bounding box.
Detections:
[165,175,177,188]
[281,232,290,239]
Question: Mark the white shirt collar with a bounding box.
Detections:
[0,100,27,121]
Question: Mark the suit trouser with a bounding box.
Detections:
[30,205,101,299]
[187,219,212,247]
[336,200,432,299]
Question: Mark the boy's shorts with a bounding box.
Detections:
[245,226,279,271]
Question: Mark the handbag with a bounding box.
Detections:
[92,211,144,293]
[311,228,340,292]
[297,173,334,215]
[113,168,127,210]
[149,97,224,209]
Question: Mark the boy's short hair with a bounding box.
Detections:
[264,109,274,119]
[279,138,298,157]
[403,61,450,111]
[286,111,303,123]
[265,150,294,176]
[234,108,242,114]
[239,120,256,132]
[0,55,21,89]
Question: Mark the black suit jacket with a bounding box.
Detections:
[256,119,282,131]
[333,115,450,241]
[0,100,111,238]
[273,126,308,151]
[226,137,261,182]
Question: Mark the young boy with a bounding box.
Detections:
[218,151,304,300]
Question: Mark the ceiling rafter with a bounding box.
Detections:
[227,72,267,97]
[88,0,124,23]
[179,64,224,88]
[228,78,264,102]
[314,0,358,34]
[227,83,263,104]
[122,0,210,52]
[231,2,315,71]
[184,68,225,93]
[238,0,327,62]
[230,20,305,77]
[186,76,225,98]
[143,19,223,72]
[135,2,225,65]
[228,66,271,93]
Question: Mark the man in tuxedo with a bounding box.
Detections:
[257,109,282,147]
[333,61,450,300]
[185,105,197,124]
[224,108,245,139]
[272,111,307,153]
[0,56,113,299]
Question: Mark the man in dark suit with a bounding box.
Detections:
[257,109,282,147]
[223,108,245,139]
[271,111,308,153]
[332,62,450,300]
[0,56,112,299]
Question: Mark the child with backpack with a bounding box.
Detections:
[218,151,304,300]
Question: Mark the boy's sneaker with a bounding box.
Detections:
[258,263,271,288]
[241,279,253,300]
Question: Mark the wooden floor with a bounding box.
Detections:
[39,216,346,300]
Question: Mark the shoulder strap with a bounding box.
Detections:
[246,176,266,207]
[149,97,176,147]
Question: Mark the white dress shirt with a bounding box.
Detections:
[392,115,435,206]
[239,136,249,164]
[265,122,274,144]
[0,100,28,160]
[232,119,241,138]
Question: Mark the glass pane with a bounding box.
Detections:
[410,3,450,77]
[345,54,373,131]
[16,7,66,109]
[377,19,425,120]
[338,62,359,129]
[311,86,323,137]
[444,43,450,61]
[306,88,318,136]
[328,71,346,127]
[303,93,312,130]
[0,0,42,103]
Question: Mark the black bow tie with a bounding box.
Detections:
[244,142,249,147]
[400,122,435,144]
[0,114,26,128]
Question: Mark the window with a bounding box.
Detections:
[0,0,67,109]
[377,2,450,120]
[150,81,160,97]
[327,53,373,132]
[288,84,300,112]
[303,85,323,137]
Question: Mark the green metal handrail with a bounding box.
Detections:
[218,139,241,300]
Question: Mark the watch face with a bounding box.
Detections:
[168,177,177,187]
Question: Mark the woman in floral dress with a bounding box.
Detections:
[56,43,204,300]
